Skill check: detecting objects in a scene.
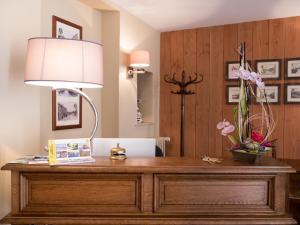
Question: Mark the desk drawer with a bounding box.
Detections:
[154,174,275,214]
[20,173,141,214]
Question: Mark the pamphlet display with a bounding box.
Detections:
[48,138,95,165]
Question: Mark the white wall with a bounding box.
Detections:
[0,0,42,218]
[101,11,120,137]
[39,0,103,149]
[76,0,161,138]
[0,0,160,218]
[0,0,103,218]
[118,10,160,138]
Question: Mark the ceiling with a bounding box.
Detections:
[107,0,300,31]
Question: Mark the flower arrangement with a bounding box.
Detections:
[218,43,276,158]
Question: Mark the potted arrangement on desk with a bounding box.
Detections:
[217,43,276,162]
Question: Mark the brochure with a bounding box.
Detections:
[9,155,48,164]
[48,138,95,165]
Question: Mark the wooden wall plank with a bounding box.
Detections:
[196,27,210,159]
[160,32,171,143]
[222,24,238,157]
[238,22,253,60]
[269,19,285,158]
[183,29,197,158]
[209,26,224,157]
[253,20,269,59]
[283,17,300,159]
[168,31,184,156]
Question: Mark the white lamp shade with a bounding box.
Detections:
[130,50,150,68]
[25,38,103,88]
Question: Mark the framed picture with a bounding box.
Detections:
[255,59,281,80]
[226,85,240,104]
[52,15,82,39]
[52,16,83,130]
[225,60,251,80]
[285,58,300,79]
[255,84,280,104]
[284,84,300,104]
[52,89,82,130]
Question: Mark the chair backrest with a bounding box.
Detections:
[92,138,156,157]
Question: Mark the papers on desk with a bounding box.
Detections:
[9,155,48,164]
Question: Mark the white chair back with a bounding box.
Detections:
[92,138,156,157]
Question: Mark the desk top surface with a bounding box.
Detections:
[1,157,295,174]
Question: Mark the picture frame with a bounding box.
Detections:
[52,15,82,40]
[255,84,280,104]
[225,60,251,80]
[52,15,83,130]
[284,83,300,104]
[52,89,83,130]
[285,58,300,79]
[226,85,240,104]
[255,59,281,80]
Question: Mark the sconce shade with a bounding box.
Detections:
[25,38,103,88]
[130,50,150,68]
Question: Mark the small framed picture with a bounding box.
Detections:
[225,61,240,80]
[52,15,82,39]
[226,85,240,104]
[285,58,300,79]
[52,16,83,130]
[52,89,82,130]
[255,59,281,80]
[284,84,300,104]
[255,84,280,104]
[225,61,251,80]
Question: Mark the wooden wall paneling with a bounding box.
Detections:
[222,24,238,157]
[195,27,210,159]
[269,19,285,158]
[283,17,300,159]
[160,32,172,154]
[209,26,224,157]
[183,29,197,158]
[160,17,300,160]
[169,31,184,156]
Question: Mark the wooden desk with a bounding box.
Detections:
[0,157,297,225]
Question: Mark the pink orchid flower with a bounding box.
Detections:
[256,79,265,88]
[230,67,265,88]
[217,119,235,136]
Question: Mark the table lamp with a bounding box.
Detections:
[25,37,103,145]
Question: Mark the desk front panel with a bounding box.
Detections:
[20,173,142,214]
[154,174,276,214]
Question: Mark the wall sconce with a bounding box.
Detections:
[127,50,150,78]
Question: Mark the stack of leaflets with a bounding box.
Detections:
[10,155,48,164]
[48,138,95,165]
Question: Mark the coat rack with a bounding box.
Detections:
[164,71,203,157]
